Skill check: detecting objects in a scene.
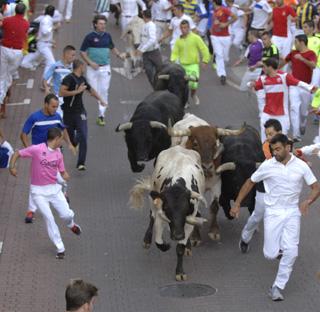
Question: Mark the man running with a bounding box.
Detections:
[9,128,82,260]
[171,19,210,105]
[231,133,320,301]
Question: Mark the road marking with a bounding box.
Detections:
[16,79,34,89]
[0,241,3,254]
[120,100,140,105]
[226,79,241,91]
[7,99,31,106]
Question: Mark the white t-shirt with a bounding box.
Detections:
[250,0,272,29]
[169,14,195,46]
[152,0,172,21]
[251,155,317,208]
[230,5,245,31]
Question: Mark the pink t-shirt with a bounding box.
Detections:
[19,143,65,186]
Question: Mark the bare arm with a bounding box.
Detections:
[20,132,30,148]
[59,84,86,97]
[230,178,256,218]
[88,87,108,106]
[9,151,20,177]
[299,182,320,216]
[80,51,99,70]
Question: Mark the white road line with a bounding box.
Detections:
[7,99,31,106]
[0,241,3,254]
[16,79,34,89]
[226,79,241,91]
[120,100,140,105]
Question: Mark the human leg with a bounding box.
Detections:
[210,35,226,77]
[289,86,303,139]
[74,113,88,167]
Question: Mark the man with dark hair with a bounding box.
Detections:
[160,4,196,50]
[248,56,317,141]
[9,127,82,260]
[171,19,210,105]
[20,94,75,223]
[80,15,124,126]
[284,34,317,141]
[0,2,29,114]
[60,59,107,171]
[65,279,98,311]
[210,0,237,85]
[238,119,282,254]
[136,9,163,87]
[231,133,320,301]
[43,45,77,116]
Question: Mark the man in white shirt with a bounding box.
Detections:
[137,9,163,86]
[230,134,320,301]
[250,0,272,31]
[151,0,172,41]
[118,0,147,32]
[21,5,56,75]
[160,4,196,50]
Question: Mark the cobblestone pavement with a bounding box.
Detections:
[0,1,320,311]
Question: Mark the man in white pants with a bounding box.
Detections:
[80,15,125,126]
[284,34,317,141]
[58,0,73,22]
[118,0,146,32]
[239,119,282,253]
[9,128,82,259]
[21,5,56,76]
[210,0,237,85]
[231,133,320,301]
[151,0,172,42]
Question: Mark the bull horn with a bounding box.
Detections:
[158,74,170,80]
[168,128,191,137]
[190,191,207,207]
[158,210,170,223]
[115,122,132,132]
[213,144,224,160]
[150,121,167,129]
[184,75,198,82]
[256,162,261,168]
[216,127,245,137]
[216,162,236,174]
[186,215,208,226]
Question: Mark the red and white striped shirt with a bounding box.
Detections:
[254,71,314,116]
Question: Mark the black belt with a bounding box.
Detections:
[123,15,133,17]
[155,19,167,23]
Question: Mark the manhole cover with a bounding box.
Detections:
[159,283,217,298]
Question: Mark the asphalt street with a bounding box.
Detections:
[0,0,320,311]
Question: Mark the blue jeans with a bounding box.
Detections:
[63,112,88,167]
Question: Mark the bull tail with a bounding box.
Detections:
[129,177,153,210]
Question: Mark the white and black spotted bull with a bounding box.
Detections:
[168,113,245,241]
[129,145,206,281]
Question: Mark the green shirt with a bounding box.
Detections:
[170,32,210,65]
[307,35,320,67]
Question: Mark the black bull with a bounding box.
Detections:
[115,91,184,172]
[217,125,265,219]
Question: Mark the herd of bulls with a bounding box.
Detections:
[115,63,265,281]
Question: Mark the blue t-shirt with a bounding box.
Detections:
[22,110,64,145]
[80,31,115,65]
[0,141,13,168]
[43,60,73,95]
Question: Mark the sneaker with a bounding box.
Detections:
[96,116,105,126]
[56,252,65,259]
[77,165,86,171]
[239,239,249,253]
[220,75,226,85]
[25,211,34,223]
[268,285,284,301]
[212,63,217,71]
[71,224,82,235]
[192,94,200,106]
[299,126,306,136]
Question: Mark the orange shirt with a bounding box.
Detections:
[262,141,272,159]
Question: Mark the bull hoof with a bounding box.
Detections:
[143,242,151,249]
[190,239,201,247]
[208,231,221,241]
[184,248,192,256]
[132,163,145,172]
[156,242,171,252]
[175,273,187,281]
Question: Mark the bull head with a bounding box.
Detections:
[115,122,133,132]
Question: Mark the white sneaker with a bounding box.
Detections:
[192,94,200,105]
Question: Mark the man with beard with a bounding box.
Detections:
[230,134,320,301]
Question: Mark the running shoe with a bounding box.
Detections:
[77,165,86,171]
[71,224,82,235]
[96,116,105,126]
[25,211,34,224]
[56,252,65,259]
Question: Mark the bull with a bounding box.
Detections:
[154,63,196,106]
[168,113,244,241]
[217,125,265,219]
[115,91,184,172]
[130,145,207,281]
